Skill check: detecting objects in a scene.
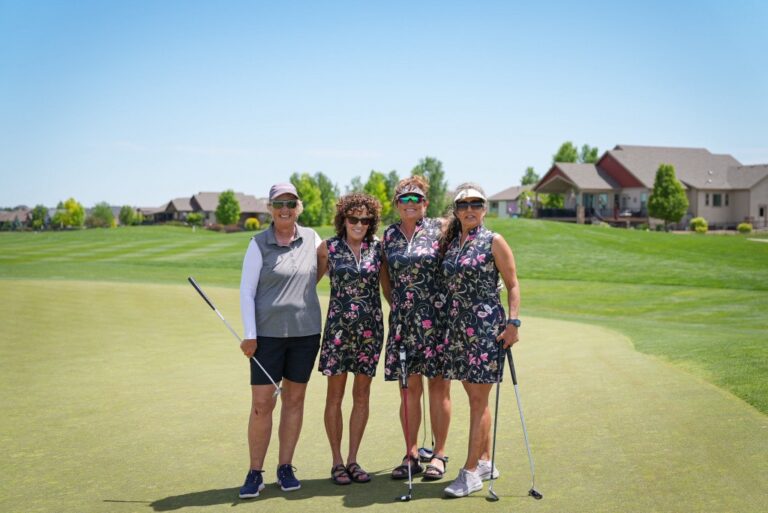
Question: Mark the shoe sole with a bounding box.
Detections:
[444,484,483,498]
[239,483,265,499]
[279,483,301,491]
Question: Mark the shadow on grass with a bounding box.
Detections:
[147,472,455,510]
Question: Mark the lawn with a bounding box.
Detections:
[1,221,767,512]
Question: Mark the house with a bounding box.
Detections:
[190,192,270,226]
[0,208,30,230]
[533,145,768,229]
[487,185,533,218]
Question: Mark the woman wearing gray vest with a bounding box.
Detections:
[237,183,326,499]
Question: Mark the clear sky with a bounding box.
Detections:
[1,0,766,208]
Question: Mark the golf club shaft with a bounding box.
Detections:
[506,347,537,490]
[487,348,504,497]
[188,277,281,394]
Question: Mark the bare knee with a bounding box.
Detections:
[251,398,276,417]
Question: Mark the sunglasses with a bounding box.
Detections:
[271,200,297,209]
[397,195,425,204]
[455,200,485,211]
[347,216,373,226]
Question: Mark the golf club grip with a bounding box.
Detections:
[188,277,216,311]
[506,347,518,385]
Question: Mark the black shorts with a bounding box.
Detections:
[250,334,321,385]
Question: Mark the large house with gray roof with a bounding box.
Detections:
[147,192,270,226]
[532,145,768,229]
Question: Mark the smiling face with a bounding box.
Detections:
[454,197,486,231]
[344,206,371,244]
[395,194,428,223]
[270,193,299,229]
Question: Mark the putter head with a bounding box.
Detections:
[529,488,543,500]
[486,490,499,502]
[418,447,433,462]
[396,493,412,502]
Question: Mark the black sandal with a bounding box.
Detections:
[422,455,448,481]
[346,462,371,483]
[331,463,352,485]
[391,455,423,480]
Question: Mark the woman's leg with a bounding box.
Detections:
[401,374,423,458]
[347,373,372,464]
[427,376,452,472]
[248,384,279,469]
[461,381,493,471]
[277,378,310,465]
[324,373,348,466]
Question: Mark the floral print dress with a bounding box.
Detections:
[382,217,444,381]
[318,236,384,377]
[440,225,506,384]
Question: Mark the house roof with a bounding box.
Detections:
[166,197,193,213]
[192,192,269,214]
[0,209,29,222]
[535,163,619,193]
[727,164,768,189]
[488,185,533,201]
[606,145,742,189]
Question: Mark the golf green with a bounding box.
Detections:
[1,280,766,513]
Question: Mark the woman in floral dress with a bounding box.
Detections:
[381,176,451,481]
[439,183,522,498]
[318,193,384,485]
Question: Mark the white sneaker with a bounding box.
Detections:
[444,468,483,497]
[477,459,500,481]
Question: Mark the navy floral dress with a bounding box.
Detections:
[382,218,445,381]
[318,236,384,377]
[441,225,506,384]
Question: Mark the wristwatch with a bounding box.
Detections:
[506,318,521,328]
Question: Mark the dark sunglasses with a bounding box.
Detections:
[271,200,297,209]
[455,200,485,211]
[347,216,373,226]
[397,195,424,204]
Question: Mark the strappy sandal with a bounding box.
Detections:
[346,462,371,483]
[331,463,352,485]
[391,455,423,480]
[422,455,448,481]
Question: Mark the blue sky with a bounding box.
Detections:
[1,0,766,208]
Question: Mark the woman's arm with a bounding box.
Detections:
[239,239,262,357]
[317,241,329,283]
[492,234,520,349]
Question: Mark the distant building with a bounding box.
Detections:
[487,185,533,218]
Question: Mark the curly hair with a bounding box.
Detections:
[333,193,382,242]
[440,182,487,256]
[393,175,430,202]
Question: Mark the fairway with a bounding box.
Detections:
[2,280,766,513]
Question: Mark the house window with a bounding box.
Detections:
[640,192,648,210]
[725,194,729,207]
[713,194,722,207]
[705,193,709,206]
[760,206,766,217]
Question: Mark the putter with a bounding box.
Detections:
[395,326,413,502]
[486,348,505,501]
[507,347,543,500]
[187,277,282,397]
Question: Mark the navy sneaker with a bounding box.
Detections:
[239,469,265,499]
[276,464,301,491]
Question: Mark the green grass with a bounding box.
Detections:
[2,221,766,412]
[2,281,766,513]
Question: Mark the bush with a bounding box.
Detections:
[689,217,708,234]
[186,213,203,227]
[244,217,260,231]
[737,222,753,234]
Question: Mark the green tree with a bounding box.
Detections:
[30,204,48,230]
[215,190,240,225]
[364,170,392,223]
[411,156,449,217]
[580,144,600,164]
[186,212,203,227]
[553,142,579,163]
[346,176,364,194]
[290,173,323,226]
[119,205,135,226]
[648,163,689,230]
[52,197,85,229]
[86,202,115,228]
[543,194,564,209]
[521,167,539,185]
[315,172,339,226]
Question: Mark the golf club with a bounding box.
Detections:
[187,276,282,397]
[395,326,413,502]
[486,348,505,502]
[507,347,543,500]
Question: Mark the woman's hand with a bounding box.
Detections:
[241,338,258,358]
[496,325,519,349]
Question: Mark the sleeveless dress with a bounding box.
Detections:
[382,217,445,381]
[440,225,506,383]
[318,236,384,376]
